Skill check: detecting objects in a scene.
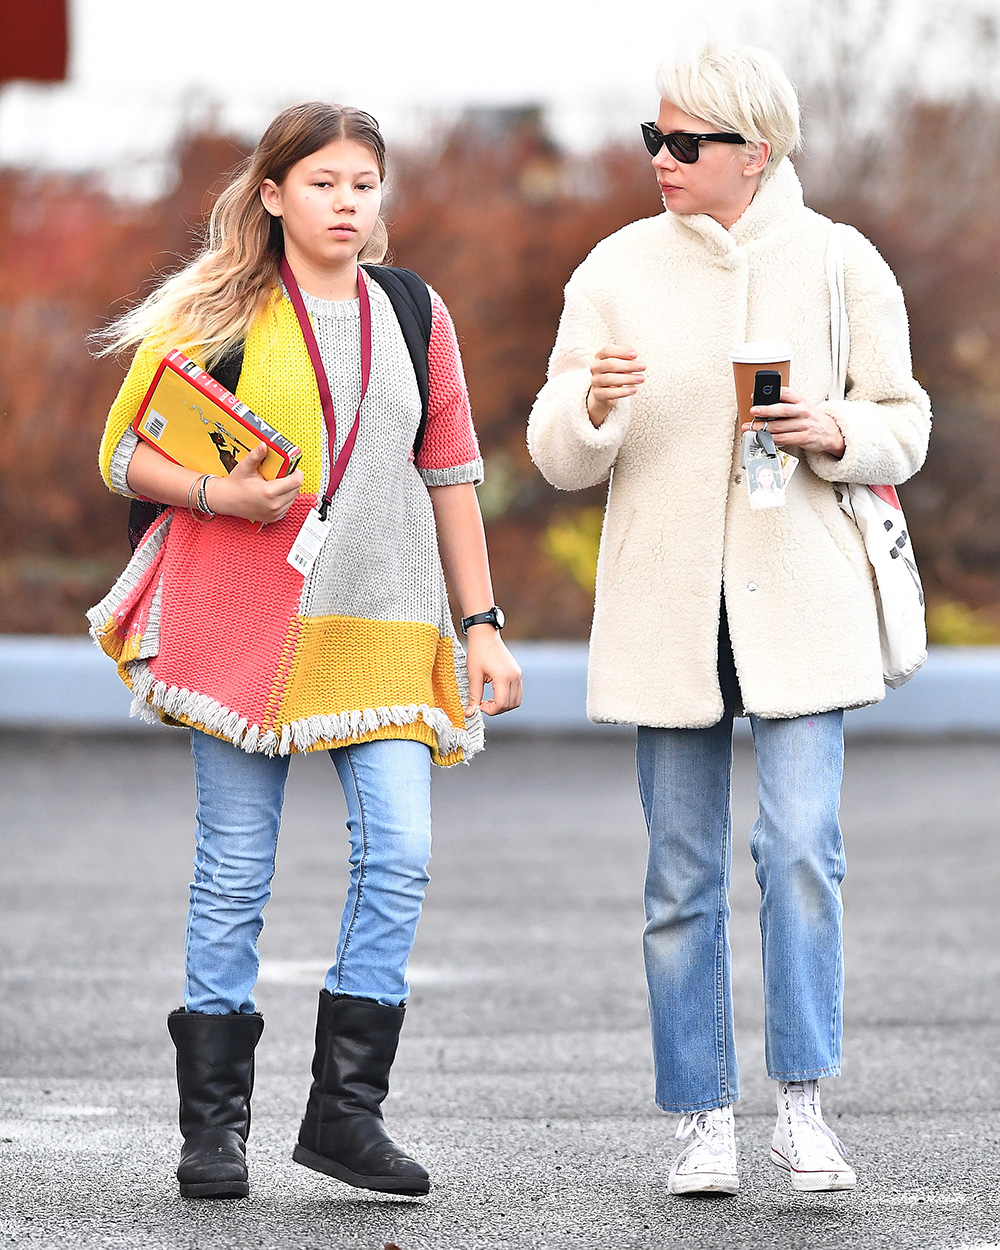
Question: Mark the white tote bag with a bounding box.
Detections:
[826,222,927,688]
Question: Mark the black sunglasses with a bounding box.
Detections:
[641,123,746,163]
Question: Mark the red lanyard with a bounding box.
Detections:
[279,255,372,520]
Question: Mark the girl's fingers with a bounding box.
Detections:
[470,669,523,716]
[465,667,485,717]
[231,442,269,478]
[488,674,522,715]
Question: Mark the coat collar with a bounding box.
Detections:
[665,159,805,257]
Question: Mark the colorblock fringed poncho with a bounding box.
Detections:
[89,278,485,765]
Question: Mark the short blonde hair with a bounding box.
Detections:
[655,47,801,178]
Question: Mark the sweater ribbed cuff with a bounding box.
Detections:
[108,428,140,497]
[418,458,484,487]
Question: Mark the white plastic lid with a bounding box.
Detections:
[730,341,792,364]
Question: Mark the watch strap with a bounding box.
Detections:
[461,607,504,632]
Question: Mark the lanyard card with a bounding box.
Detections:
[740,431,787,511]
[287,508,332,576]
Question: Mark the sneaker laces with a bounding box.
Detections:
[675,1109,734,1162]
[782,1083,848,1163]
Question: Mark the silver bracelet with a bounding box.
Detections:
[197,475,218,519]
[187,474,215,523]
[186,476,202,517]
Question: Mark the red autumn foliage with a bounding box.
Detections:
[0,103,998,636]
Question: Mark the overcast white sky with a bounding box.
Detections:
[1,0,995,196]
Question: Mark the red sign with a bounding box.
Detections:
[0,0,68,83]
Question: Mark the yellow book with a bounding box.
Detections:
[131,349,302,479]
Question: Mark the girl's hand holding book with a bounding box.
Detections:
[127,439,303,526]
[205,443,304,524]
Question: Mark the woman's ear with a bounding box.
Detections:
[259,178,282,217]
[743,141,771,178]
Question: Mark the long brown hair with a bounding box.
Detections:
[99,103,388,362]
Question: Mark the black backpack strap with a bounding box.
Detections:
[362,264,433,458]
[126,498,167,553]
[126,344,245,551]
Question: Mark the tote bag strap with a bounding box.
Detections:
[827,222,855,520]
[826,221,850,403]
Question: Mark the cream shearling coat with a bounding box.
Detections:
[527,160,931,727]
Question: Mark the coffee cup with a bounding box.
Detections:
[731,341,791,429]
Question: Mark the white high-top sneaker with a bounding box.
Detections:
[668,1105,739,1195]
[771,1080,857,1192]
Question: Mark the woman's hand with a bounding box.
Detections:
[745,387,845,458]
[465,627,522,717]
[207,443,304,523]
[587,344,646,428]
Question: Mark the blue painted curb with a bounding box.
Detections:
[499,642,1000,737]
[1,637,998,736]
[1,640,1000,735]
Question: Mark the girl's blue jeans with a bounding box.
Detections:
[636,619,846,1113]
[184,729,432,1015]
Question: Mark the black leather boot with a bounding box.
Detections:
[292,990,430,1195]
[167,1008,264,1199]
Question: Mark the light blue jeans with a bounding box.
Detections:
[185,730,432,1015]
[636,618,846,1113]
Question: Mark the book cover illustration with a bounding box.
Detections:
[131,349,303,480]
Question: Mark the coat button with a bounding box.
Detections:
[734,475,742,484]
[748,582,757,592]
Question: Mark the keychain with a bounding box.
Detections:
[741,427,787,511]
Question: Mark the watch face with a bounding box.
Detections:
[493,606,505,629]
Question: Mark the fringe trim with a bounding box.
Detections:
[124,659,482,762]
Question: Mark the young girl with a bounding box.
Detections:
[90,103,521,1201]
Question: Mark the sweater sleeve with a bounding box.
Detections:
[97,337,168,495]
[807,227,931,486]
[414,289,483,487]
[526,280,632,492]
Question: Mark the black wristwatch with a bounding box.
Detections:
[461,605,505,633]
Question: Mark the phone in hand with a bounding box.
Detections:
[752,369,783,408]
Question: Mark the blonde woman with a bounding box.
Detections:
[91,103,521,1200]
[528,49,930,1194]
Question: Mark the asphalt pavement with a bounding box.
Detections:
[1,729,998,1250]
